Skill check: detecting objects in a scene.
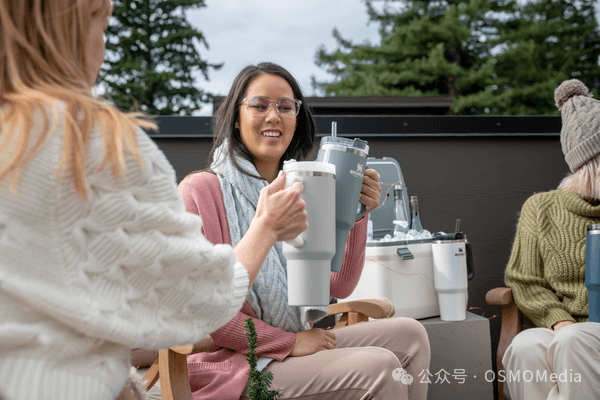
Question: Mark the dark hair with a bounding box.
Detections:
[205,62,317,179]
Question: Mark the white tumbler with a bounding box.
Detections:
[431,234,473,321]
[282,160,336,306]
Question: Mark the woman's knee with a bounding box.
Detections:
[503,328,552,367]
[385,318,431,368]
[384,318,430,346]
[550,322,600,355]
[336,347,402,381]
[374,347,403,371]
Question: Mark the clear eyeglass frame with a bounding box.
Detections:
[241,96,302,118]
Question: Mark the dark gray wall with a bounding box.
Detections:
[150,117,568,382]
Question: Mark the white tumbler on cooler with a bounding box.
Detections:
[431,233,474,321]
[282,160,336,306]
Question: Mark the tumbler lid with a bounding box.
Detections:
[433,232,466,242]
[283,159,336,176]
[319,136,369,156]
[587,224,600,232]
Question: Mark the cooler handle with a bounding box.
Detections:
[397,247,414,260]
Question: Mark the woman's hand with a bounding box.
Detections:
[254,171,308,243]
[553,320,575,332]
[360,168,381,215]
[289,328,336,357]
[235,171,308,287]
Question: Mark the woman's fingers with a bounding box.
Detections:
[257,176,308,242]
[361,169,382,214]
[291,328,337,356]
[323,330,336,348]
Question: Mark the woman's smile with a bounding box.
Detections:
[262,129,282,140]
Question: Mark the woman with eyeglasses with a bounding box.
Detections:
[177,62,431,400]
[0,3,307,400]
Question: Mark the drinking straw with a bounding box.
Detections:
[331,121,337,138]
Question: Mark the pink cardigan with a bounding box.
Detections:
[178,172,368,400]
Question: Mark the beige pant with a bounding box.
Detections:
[502,322,600,400]
[241,317,430,400]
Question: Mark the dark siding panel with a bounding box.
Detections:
[151,134,569,376]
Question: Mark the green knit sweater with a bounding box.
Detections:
[505,189,600,329]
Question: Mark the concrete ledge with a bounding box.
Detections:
[419,312,494,399]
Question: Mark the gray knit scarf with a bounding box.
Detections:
[211,141,328,337]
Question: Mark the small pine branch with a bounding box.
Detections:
[244,318,282,400]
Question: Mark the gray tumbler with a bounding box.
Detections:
[316,136,369,272]
[586,224,600,322]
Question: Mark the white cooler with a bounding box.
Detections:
[339,238,440,319]
[341,156,440,319]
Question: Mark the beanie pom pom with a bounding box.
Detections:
[555,79,591,110]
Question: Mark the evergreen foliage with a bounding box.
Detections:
[99,0,221,115]
[245,318,282,400]
[314,0,600,115]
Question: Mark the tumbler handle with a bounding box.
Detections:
[354,166,368,220]
[284,175,305,248]
[356,202,365,221]
[466,242,475,281]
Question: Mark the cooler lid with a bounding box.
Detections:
[367,237,433,247]
[366,157,411,239]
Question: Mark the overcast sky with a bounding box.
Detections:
[187,0,381,115]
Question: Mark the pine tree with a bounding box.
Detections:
[314,0,502,99]
[99,0,221,115]
[245,318,282,400]
[454,0,600,115]
[314,0,600,115]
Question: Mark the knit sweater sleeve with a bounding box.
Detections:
[210,302,296,360]
[0,120,249,351]
[178,172,296,360]
[504,194,576,329]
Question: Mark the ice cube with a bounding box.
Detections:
[393,232,406,240]
[419,230,432,239]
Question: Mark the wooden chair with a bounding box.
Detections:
[141,298,394,400]
[485,287,533,400]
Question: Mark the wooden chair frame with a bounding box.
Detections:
[142,299,394,400]
[485,287,533,400]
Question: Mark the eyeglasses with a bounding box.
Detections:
[241,96,302,118]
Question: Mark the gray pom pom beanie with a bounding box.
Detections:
[555,79,600,172]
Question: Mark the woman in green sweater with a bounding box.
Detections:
[503,79,600,400]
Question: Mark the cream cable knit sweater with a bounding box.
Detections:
[0,103,248,400]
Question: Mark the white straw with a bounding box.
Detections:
[331,121,337,137]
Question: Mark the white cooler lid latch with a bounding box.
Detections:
[396,247,414,260]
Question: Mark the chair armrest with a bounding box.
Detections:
[485,287,514,306]
[143,334,213,398]
[131,348,159,368]
[327,299,395,320]
[485,286,524,400]
[170,334,215,356]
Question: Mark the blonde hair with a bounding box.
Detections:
[558,154,600,200]
[0,0,157,200]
